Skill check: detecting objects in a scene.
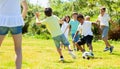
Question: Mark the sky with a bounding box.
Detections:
[29,0,70,8]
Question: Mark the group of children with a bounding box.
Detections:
[0,0,114,68]
[36,7,114,61]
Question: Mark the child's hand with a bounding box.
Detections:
[35,12,40,18]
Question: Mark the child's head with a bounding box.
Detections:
[72,12,78,20]
[77,14,84,24]
[100,6,106,14]
[44,7,52,17]
[85,16,90,21]
[63,16,70,23]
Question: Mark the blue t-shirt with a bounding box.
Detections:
[69,19,79,34]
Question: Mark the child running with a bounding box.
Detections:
[0,0,28,69]
[60,16,70,49]
[35,8,76,61]
[61,16,70,40]
[68,12,80,51]
[96,7,114,53]
[73,14,94,57]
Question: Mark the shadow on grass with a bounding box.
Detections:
[57,60,74,63]
[109,53,120,56]
[0,51,4,54]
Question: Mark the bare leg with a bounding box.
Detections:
[87,44,93,52]
[0,35,5,47]
[75,43,84,53]
[57,48,63,57]
[103,36,111,47]
[12,34,22,69]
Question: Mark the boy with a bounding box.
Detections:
[68,12,80,51]
[73,14,94,56]
[85,16,90,21]
[96,7,114,53]
[35,8,76,61]
[0,0,28,69]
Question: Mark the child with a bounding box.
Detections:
[68,12,79,51]
[85,16,90,21]
[35,8,76,61]
[96,7,114,53]
[0,0,28,69]
[73,14,94,56]
[61,16,70,39]
[60,16,70,49]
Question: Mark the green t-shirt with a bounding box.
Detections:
[69,19,79,34]
[41,15,63,37]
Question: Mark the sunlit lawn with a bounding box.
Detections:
[0,36,120,69]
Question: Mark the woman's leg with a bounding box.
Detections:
[12,34,22,69]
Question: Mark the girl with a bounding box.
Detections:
[60,16,70,49]
[61,16,70,39]
[0,0,28,69]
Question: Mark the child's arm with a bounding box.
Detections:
[35,12,42,25]
[63,25,69,33]
[21,0,28,19]
[73,31,79,41]
[59,19,64,24]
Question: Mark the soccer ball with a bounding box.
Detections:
[82,52,94,60]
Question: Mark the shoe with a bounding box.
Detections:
[74,48,77,51]
[59,57,64,61]
[110,46,114,53]
[69,50,76,59]
[103,47,110,52]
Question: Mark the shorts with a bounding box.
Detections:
[52,34,70,48]
[77,35,93,46]
[0,26,22,35]
[101,26,109,38]
[72,34,79,42]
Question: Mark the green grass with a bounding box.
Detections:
[0,37,120,69]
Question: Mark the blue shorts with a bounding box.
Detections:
[52,34,70,48]
[0,26,22,35]
[101,26,109,38]
[72,34,79,42]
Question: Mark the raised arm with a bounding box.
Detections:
[35,12,41,25]
[21,0,28,19]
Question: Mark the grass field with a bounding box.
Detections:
[0,36,120,69]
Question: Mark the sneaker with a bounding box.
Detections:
[69,50,76,59]
[110,46,114,53]
[90,52,94,58]
[74,48,77,51]
[103,47,110,52]
[59,57,64,61]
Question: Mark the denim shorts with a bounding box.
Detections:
[72,34,79,42]
[52,34,70,48]
[0,26,22,35]
[101,26,109,38]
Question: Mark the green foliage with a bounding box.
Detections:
[23,0,120,40]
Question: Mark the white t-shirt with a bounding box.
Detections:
[77,21,93,36]
[98,13,110,26]
[0,0,25,27]
[61,22,69,39]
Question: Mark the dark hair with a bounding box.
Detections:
[101,7,106,11]
[72,12,78,16]
[63,16,70,23]
[44,7,52,17]
[77,14,84,19]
